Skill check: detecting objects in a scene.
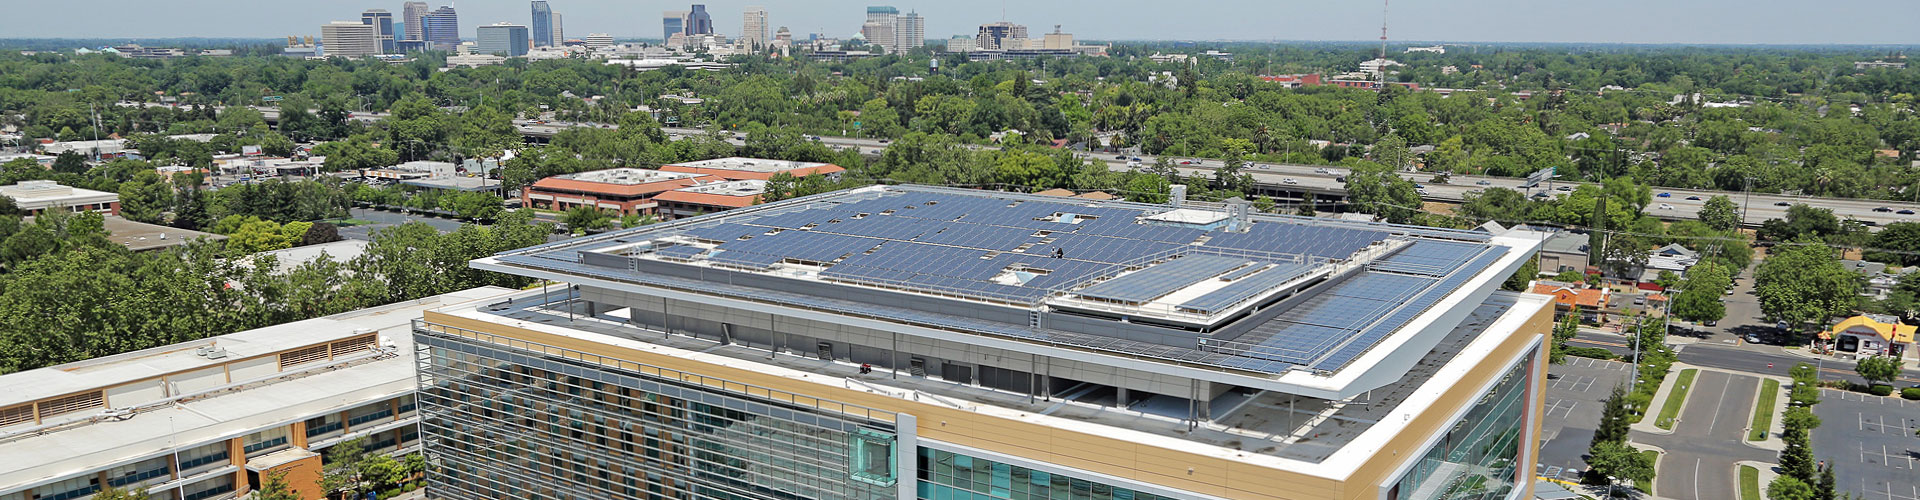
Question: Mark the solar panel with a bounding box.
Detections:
[1371,240,1488,277]
[1308,249,1505,371]
[653,246,708,261]
[683,223,766,243]
[1075,255,1250,303]
[1176,263,1317,315]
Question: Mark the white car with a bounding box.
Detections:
[1658,203,1675,210]
[1282,178,1299,185]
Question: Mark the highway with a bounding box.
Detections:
[212,102,1920,227]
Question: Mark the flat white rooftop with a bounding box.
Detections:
[671,157,832,173]
[556,168,705,185]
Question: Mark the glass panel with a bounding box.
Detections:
[915,448,1169,500]
[1391,348,1536,500]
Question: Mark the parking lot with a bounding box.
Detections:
[1535,357,1636,482]
[1814,389,1920,500]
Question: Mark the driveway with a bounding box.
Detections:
[1535,357,1636,483]
[1813,389,1920,500]
[1637,371,1774,500]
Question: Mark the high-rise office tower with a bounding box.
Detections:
[686,4,713,35]
[550,13,564,45]
[414,185,1553,500]
[321,21,379,58]
[422,5,460,50]
[865,6,899,53]
[976,21,1027,50]
[895,11,924,52]
[662,10,688,42]
[402,1,429,41]
[742,7,769,48]
[361,9,396,54]
[531,1,553,47]
[476,23,530,57]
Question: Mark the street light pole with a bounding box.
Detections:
[1742,176,1755,226]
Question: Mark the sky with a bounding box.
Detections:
[11,0,1920,45]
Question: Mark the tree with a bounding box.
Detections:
[1756,244,1860,333]
[256,470,303,500]
[1503,254,1539,292]
[562,206,612,232]
[1869,222,1920,266]
[1550,312,1579,364]
[1591,383,1633,447]
[1671,261,1731,322]
[319,437,368,499]
[1343,162,1422,224]
[454,105,523,160]
[1855,355,1903,387]
[439,191,505,221]
[1769,476,1817,500]
[90,485,146,500]
[1816,463,1837,500]
[1699,195,1742,232]
[227,218,297,254]
[1586,440,1655,488]
[50,151,88,175]
[117,171,172,224]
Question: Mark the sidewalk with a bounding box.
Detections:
[1631,364,1688,435]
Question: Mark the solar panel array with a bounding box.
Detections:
[1177,263,1317,315]
[1205,222,1390,260]
[1371,240,1487,277]
[1075,255,1250,303]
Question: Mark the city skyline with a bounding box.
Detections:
[8,0,1920,45]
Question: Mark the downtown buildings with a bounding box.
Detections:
[862,6,924,54]
[320,21,379,58]
[531,1,555,47]
[741,6,769,48]
[413,185,1552,500]
[476,23,530,57]
[420,5,460,51]
[360,9,396,54]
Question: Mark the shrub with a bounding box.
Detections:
[1563,346,1617,360]
[1901,387,1920,400]
[1868,384,1895,397]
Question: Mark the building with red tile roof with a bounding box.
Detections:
[1530,280,1611,322]
[653,180,767,219]
[659,157,844,181]
[523,168,712,216]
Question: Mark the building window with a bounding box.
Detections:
[32,476,98,500]
[106,456,172,488]
[1389,348,1536,500]
[176,441,230,471]
[916,447,1176,500]
[307,413,344,437]
[347,401,395,427]
[180,475,234,500]
[849,428,897,487]
[243,427,291,456]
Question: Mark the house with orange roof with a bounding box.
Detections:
[1530,280,1611,323]
[524,168,713,216]
[658,157,845,181]
[653,179,767,219]
[1820,314,1916,360]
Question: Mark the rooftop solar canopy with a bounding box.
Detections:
[498,186,1512,377]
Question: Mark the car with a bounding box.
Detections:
[1774,201,1791,207]
[1875,207,1894,213]
[1179,160,1196,165]
[1114,155,1127,160]
[1686,196,1702,201]
[1557,186,1573,192]
[1475,180,1492,186]
[1657,192,1672,198]
[878,139,889,144]
[1903,209,1918,215]
[1704,320,1717,327]
[1747,334,1762,344]
[1282,178,1299,185]
[1315,168,1332,174]
[1412,184,1426,190]
[1131,157,1142,162]
[1658,203,1675,210]
[1417,188,1430,195]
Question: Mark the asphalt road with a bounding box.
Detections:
[1641,370,1774,500]
[1813,389,1920,500]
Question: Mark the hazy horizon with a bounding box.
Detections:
[10,0,1920,46]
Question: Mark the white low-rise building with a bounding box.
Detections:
[0,180,119,216]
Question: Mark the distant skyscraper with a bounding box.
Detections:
[896,11,924,52]
[976,21,1027,50]
[530,1,553,48]
[476,23,530,57]
[321,21,379,58]
[550,13,564,45]
[402,1,429,41]
[421,5,460,50]
[361,9,396,54]
[861,21,894,53]
[742,7,769,48]
[662,10,688,42]
[686,5,713,35]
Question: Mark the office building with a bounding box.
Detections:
[321,21,379,58]
[421,5,461,50]
[742,6,769,48]
[584,33,614,49]
[0,180,118,216]
[402,1,429,41]
[531,1,554,47]
[896,11,924,51]
[522,168,713,216]
[686,4,713,35]
[415,185,1552,500]
[549,13,564,46]
[361,9,396,54]
[662,10,688,42]
[658,157,845,182]
[861,21,894,53]
[1042,25,1073,50]
[652,179,769,219]
[0,287,516,500]
[976,21,1027,50]
[476,23,530,57]
[943,35,976,52]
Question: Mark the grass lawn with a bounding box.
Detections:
[1655,369,1699,430]
[1639,450,1660,494]
[1739,465,1762,500]
[1749,379,1780,441]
